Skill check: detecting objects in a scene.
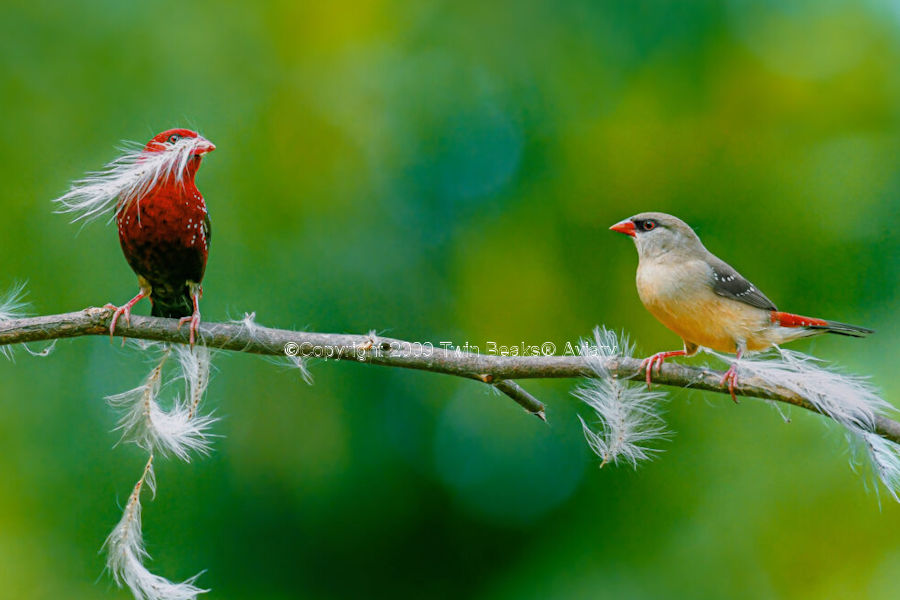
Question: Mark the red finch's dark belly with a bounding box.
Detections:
[117,188,210,316]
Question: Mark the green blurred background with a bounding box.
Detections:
[1,1,899,598]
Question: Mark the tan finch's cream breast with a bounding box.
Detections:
[636,257,772,352]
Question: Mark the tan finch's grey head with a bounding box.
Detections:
[609,212,705,260]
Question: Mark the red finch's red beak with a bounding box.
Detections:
[609,219,636,237]
[191,137,216,156]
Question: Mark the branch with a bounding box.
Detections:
[2,307,898,444]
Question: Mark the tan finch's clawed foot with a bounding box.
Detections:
[721,364,739,403]
[639,350,687,389]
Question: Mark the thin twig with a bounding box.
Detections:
[1,307,897,443]
[493,380,547,421]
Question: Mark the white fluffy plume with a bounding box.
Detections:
[53,135,211,224]
[0,282,29,359]
[854,431,900,503]
[0,282,27,321]
[106,346,216,462]
[722,348,890,431]
[230,312,313,384]
[575,327,670,468]
[714,347,900,501]
[104,456,207,600]
[174,344,212,419]
[104,345,216,599]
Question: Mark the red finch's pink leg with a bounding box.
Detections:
[177,286,202,347]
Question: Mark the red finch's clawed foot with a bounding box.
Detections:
[178,312,201,347]
[105,291,146,339]
[639,350,687,389]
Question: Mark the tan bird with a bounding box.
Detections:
[610,212,873,400]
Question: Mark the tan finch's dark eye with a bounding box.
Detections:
[643,220,656,231]
[168,134,180,143]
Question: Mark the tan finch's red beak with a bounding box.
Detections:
[610,219,636,237]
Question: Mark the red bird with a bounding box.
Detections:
[610,212,873,400]
[55,128,216,344]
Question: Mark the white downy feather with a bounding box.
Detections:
[712,346,900,501]
[106,346,216,462]
[575,327,670,468]
[104,456,207,600]
[53,135,210,224]
[721,347,890,431]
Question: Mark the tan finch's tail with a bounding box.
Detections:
[771,311,874,338]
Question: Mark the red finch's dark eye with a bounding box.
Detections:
[168,134,180,144]
[643,220,656,231]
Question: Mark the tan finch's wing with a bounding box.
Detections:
[707,257,777,311]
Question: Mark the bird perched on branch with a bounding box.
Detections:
[610,212,872,400]
[54,128,216,345]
